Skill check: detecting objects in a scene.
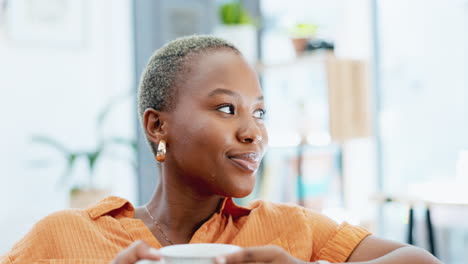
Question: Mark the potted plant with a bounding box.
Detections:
[213,1,257,64]
[31,94,137,208]
[219,1,253,25]
[289,23,318,55]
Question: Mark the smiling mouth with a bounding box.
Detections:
[227,152,260,173]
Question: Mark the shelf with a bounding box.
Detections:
[254,50,333,74]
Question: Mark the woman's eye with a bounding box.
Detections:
[217,105,235,114]
[253,109,266,119]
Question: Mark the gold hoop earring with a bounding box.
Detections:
[156,140,166,162]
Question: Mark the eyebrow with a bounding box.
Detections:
[208,88,264,101]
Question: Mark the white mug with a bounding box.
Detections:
[137,243,241,264]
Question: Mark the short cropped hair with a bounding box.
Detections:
[137,35,240,153]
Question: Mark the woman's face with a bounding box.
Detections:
[165,50,268,198]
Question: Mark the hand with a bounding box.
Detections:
[111,240,161,264]
[215,245,308,264]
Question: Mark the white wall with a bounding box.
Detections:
[335,0,378,229]
[0,0,136,254]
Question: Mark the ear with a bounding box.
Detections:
[143,108,168,145]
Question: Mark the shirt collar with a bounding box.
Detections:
[86,196,251,220]
[219,197,252,218]
[87,196,135,219]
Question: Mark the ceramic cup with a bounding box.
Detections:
[137,243,241,264]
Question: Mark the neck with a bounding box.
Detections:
[144,168,223,244]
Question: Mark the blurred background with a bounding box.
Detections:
[1,0,468,263]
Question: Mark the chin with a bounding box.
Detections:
[212,172,257,198]
[215,182,254,198]
[214,187,252,198]
[226,181,256,198]
[231,188,253,198]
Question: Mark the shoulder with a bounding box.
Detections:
[2,208,89,263]
[245,199,328,235]
[247,199,320,223]
[12,195,130,242]
[249,200,370,237]
[32,196,133,231]
[15,208,88,242]
[246,200,371,262]
[4,196,134,263]
[246,199,371,230]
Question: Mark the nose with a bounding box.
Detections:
[236,118,264,144]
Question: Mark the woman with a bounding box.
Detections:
[1,36,440,264]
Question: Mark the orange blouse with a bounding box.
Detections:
[1,196,370,264]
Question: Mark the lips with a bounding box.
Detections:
[227,152,261,172]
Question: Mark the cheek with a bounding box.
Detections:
[260,125,269,149]
[189,120,229,149]
[170,115,231,163]
[261,125,269,142]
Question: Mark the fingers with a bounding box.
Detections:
[216,245,283,264]
[112,240,161,264]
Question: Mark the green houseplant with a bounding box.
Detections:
[219,1,254,25]
[32,93,137,207]
[289,23,319,55]
[214,1,257,64]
